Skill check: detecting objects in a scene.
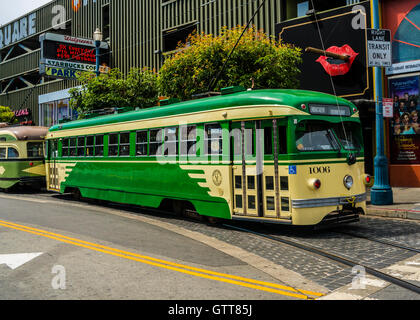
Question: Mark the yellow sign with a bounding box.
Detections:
[45,67,83,79]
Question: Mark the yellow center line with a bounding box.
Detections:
[0,219,324,299]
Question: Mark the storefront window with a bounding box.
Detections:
[389,75,420,164]
[40,99,78,127]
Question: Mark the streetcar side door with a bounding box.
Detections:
[231,119,291,219]
[231,120,262,217]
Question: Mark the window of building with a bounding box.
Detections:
[40,98,78,127]
[162,23,197,54]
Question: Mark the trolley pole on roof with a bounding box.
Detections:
[370,0,393,205]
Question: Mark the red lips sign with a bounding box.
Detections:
[316,45,359,76]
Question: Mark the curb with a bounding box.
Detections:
[366,207,420,221]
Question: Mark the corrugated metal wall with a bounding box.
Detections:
[162,0,282,38]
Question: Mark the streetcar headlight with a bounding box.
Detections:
[343,175,354,189]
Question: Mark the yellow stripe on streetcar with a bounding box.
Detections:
[0,219,324,299]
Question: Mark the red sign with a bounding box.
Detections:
[55,43,96,64]
[316,44,359,77]
[383,98,394,118]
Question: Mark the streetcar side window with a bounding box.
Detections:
[149,129,163,156]
[205,124,223,155]
[8,147,19,159]
[136,131,148,156]
[86,136,94,157]
[180,125,197,156]
[0,147,6,159]
[164,127,178,156]
[108,133,119,157]
[62,138,69,157]
[27,142,44,158]
[77,137,86,157]
[95,135,104,157]
[119,132,130,157]
[69,138,77,157]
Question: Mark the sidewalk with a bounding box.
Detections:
[366,187,420,221]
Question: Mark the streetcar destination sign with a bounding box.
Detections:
[367,29,392,67]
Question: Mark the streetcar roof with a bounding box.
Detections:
[49,89,356,132]
[0,126,49,141]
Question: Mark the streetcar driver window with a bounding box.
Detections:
[205,124,223,155]
[0,148,5,159]
[295,122,339,151]
[333,122,362,151]
[7,147,19,158]
[27,142,44,158]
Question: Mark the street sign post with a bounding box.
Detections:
[368,3,393,205]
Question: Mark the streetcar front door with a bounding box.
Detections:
[48,139,59,190]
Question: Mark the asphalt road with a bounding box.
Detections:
[0,191,320,301]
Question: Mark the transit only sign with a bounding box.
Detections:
[367,29,392,67]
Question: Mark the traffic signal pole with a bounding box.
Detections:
[370,0,393,205]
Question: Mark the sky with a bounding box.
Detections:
[0,0,52,26]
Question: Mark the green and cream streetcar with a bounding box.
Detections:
[45,87,371,226]
[0,126,48,190]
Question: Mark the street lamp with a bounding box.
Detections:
[93,28,103,77]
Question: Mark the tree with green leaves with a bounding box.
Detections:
[0,106,16,124]
[69,67,159,118]
[158,25,302,101]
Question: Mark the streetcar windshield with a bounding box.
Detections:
[295,121,340,152]
[333,122,362,151]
